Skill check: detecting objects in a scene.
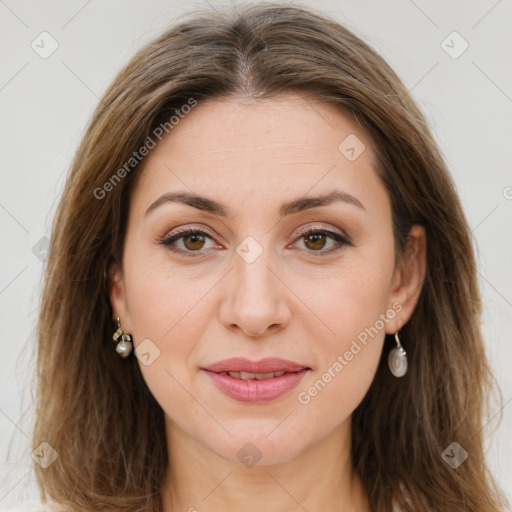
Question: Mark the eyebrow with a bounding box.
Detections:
[145,190,365,218]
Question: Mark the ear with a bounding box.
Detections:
[108,259,132,331]
[385,224,427,334]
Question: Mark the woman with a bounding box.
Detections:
[22,3,508,511]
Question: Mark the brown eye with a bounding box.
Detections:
[294,228,352,256]
[159,228,217,257]
[303,232,328,251]
[182,232,207,251]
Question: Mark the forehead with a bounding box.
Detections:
[150,94,371,162]
[131,93,387,219]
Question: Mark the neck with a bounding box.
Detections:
[161,416,370,512]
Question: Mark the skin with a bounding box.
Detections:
[109,93,426,512]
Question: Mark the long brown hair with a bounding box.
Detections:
[32,3,508,511]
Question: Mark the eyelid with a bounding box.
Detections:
[161,224,220,244]
[294,223,347,239]
[167,224,215,236]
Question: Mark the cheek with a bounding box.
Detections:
[118,257,197,402]
[125,264,206,423]
[123,237,209,341]
[300,243,395,347]
[294,273,389,424]
[126,271,209,378]
[122,242,223,391]
[292,243,394,409]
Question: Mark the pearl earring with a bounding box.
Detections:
[388,331,407,377]
[113,317,133,358]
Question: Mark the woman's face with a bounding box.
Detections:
[109,93,425,466]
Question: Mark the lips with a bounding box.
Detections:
[201,357,311,403]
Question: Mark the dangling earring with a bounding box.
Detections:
[113,317,133,358]
[388,331,407,377]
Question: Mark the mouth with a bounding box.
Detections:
[201,357,311,403]
[214,370,292,380]
[201,356,311,374]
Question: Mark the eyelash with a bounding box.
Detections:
[157,226,352,258]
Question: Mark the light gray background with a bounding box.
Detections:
[1,0,511,508]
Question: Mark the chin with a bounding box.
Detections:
[204,424,312,468]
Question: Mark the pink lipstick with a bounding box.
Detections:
[202,357,310,403]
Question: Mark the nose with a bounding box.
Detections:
[218,246,291,339]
